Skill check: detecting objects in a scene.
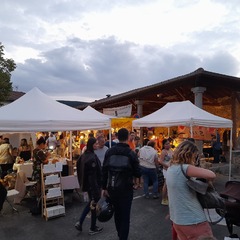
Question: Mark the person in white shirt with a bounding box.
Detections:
[139,140,159,199]
[46,133,58,150]
[0,138,13,164]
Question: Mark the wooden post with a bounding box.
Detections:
[231,92,238,149]
[135,100,144,145]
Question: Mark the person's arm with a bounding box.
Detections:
[102,152,110,197]
[102,150,109,190]
[186,165,216,181]
[76,156,82,187]
[158,150,168,168]
[137,150,140,157]
[130,151,141,178]
[37,150,49,164]
[18,147,22,155]
[88,157,101,202]
[8,144,12,156]
[154,154,159,167]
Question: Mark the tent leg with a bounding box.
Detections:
[229,128,233,181]
[70,131,72,162]
[109,129,112,148]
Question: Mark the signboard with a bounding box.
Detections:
[111,118,135,130]
[178,126,216,140]
[103,104,132,117]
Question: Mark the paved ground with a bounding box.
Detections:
[1,173,240,240]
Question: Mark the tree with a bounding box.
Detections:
[0,42,16,103]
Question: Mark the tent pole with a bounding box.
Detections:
[70,131,73,162]
[190,125,193,138]
[109,129,112,148]
[229,128,233,181]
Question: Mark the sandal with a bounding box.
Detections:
[133,185,138,190]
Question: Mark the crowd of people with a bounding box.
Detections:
[73,128,219,240]
[0,129,222,240]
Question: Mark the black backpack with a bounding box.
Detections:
[107,154,132,191]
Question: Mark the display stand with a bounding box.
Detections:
[41,163,65,221]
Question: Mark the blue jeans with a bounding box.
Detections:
[140,166,158,196]
[212,148,221,163]
[79,191,98,230]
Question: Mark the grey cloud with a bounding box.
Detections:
[202,52,239,75]
[0,0,154,58]
[1,0,150,24]
[12,38,142,98]
[191,28,240,49]
[2,0,240,102]
[11,36,218,101]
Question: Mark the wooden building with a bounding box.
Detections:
[77,68,240,148]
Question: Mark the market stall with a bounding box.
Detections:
[0,87,112,156]
[82,105,114,145]
[132,100,233,179]
[0,88,112,203]
[0,87,111,132]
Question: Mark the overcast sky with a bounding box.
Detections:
[1,0,240,102]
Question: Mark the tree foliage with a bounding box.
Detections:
[0,42,16,103]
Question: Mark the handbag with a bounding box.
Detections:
[180,164,225,210]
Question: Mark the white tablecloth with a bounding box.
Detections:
[13,163,33,178]
[7,189,19,197]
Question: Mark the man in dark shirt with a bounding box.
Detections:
[102,128,141,240]
[212,130,221,163]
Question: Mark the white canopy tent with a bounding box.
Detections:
[82,106,116,121]
[0,88,112,161]
[83,106,116,146]
[132,100,233,179]
[0,87,111,132]
[132,101,232,129]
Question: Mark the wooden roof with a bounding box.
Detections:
[77,68,240,116]
[5,91,87,108]
[7,91,25,101]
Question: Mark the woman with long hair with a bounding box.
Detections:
[18,138,32,161]
[75,137,103,235]
[32,137,49,197]
[166,140,216,240]
[158,139,174,205]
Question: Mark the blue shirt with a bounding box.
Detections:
[166,164,207,225]
[213,133,221,150]
[105,141,117,148]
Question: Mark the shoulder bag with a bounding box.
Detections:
[180,164,225,210]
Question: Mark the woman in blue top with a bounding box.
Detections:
[166,140,216,240]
